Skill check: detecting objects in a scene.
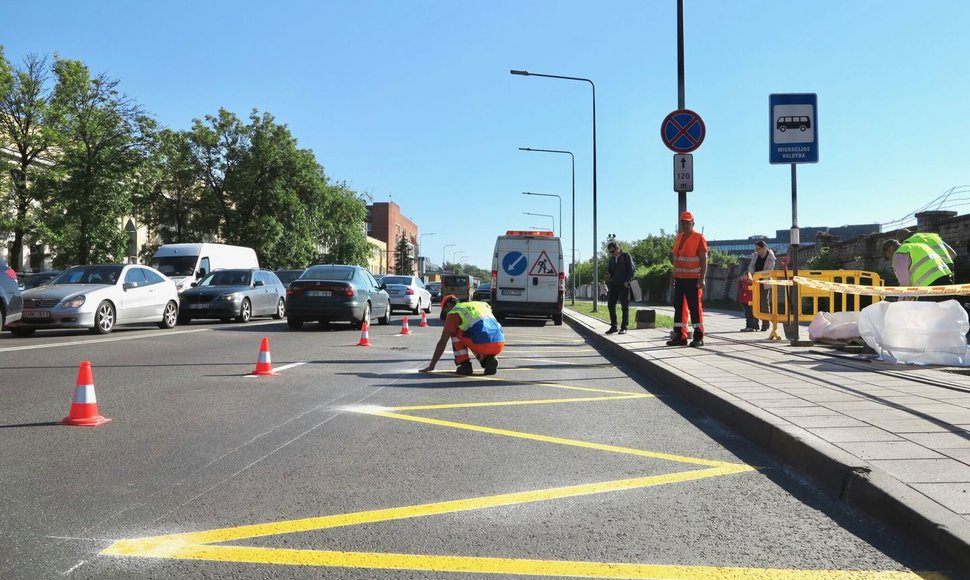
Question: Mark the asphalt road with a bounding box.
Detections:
[0,311,957,579]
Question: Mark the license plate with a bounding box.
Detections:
[23,310,50,319]
[307,290,332,297]
[501,289,523,296]
[189,304,208,309]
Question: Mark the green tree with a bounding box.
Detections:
[0,51,63,269]
[395,236,414,275]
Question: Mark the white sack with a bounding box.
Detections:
[858,300,970,366]
[808,311,862,341]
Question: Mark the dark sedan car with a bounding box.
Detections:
[285,264,390,329]
[1,259,23,330]
[178,268,286,324]
[472,282,492,302]
[274,268,305,288]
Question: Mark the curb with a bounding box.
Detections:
[564,310,970,574]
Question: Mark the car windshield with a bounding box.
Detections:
[149,255,197,277]
[303,266,354,281]
[477,283,491,291]
[198,270,251,286]
[381,276,413,285]
[52,266,123,285]
[21,273,60,290]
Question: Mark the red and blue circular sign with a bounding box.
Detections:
[661,109,705,153]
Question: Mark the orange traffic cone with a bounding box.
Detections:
[60,361,111,427]
[251,337,277,376]
[357,321,372,346]
[400,316,411,335]
[418,311,429,327]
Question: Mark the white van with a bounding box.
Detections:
[490,230,564,325]
[149,243,259,292]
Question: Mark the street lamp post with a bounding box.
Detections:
[443,244,455,272]
[512,69,598,311]
[523,212,554,234]
[572,249,582,298]
[453,250,466,264]
[419,233,435,277]
[522,192,561,237]
[520,147,575,305]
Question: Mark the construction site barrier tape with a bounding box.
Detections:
[760,276,970,297]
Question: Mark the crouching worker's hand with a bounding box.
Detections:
[419,364,435,373]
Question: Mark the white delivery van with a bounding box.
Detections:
[149,243,259,292]
[490,230,564,325]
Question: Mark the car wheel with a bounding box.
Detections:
[236,298,252,323]
[158,301,178,329]
[412,302,420,315]
[356,302,371,329]
[287,316,304,329]
[553,312,564,326]
[11,327,35,338]
[273,298,285,320]
[91,301,116,334]
[378,303,391,325]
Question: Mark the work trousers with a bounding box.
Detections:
[673,278,704,340]
[607,284,630,329]
[450,331,504,365]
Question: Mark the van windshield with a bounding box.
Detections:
[150,256,198,277]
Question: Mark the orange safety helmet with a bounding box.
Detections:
[680,210,694,221]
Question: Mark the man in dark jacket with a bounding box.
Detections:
[605,240,636,334]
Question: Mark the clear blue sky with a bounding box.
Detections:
[4,1,969,270]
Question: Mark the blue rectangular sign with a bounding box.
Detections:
[769,93,818,164]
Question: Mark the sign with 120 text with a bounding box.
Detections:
[673,154,693,192]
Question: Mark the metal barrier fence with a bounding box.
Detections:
[752,270,884,324]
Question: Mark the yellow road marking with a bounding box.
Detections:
[104,467,745,549]
[363,410,745,469]
[390,393,652,411]
[102,544,940,579]
[461,374,646,396]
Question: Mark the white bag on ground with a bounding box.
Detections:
[858,300,970,366]
[808,311,862,342]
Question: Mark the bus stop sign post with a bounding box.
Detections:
[770,93,818,347]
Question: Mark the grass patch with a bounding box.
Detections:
[565,300,674,328]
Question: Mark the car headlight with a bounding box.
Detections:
[62,296,86,308]
[220,293,240,302]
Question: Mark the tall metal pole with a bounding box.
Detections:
[677,0,687,217]
[511,70,597,311]
[790,163,802,345]
[518,148,575,305]
[443,244,455,271]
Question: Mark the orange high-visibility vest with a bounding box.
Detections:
[673,232,707,279]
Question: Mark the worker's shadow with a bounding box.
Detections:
[340,369,515,388]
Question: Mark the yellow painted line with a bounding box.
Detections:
[517,358,615,367]
[468,374,648,396]
[101,544,942,579]
[103,466,745,549]
[363,410,747,469]
[389,393,652,411]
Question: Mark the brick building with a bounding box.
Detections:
[366,201,419,275]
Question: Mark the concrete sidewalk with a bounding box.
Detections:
[565,304,970,572]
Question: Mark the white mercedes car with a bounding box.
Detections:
[8,264,180,337]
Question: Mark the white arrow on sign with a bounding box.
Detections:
[674,153,693,192]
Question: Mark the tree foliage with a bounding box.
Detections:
[395,236,414,275]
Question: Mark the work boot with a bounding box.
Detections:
[761,321,770,331]
[482,355,498,376]
[456,361,474,375]
[689,331,704,347]
[666,337,688,347]
[605,326,618,335]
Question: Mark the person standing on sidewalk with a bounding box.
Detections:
[738,271,758,331]
[605,240,636,335]
[748,240,776,331]
[667,211,708,347]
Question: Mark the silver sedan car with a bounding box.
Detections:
[8,264,180,337]
[380,275,432,315]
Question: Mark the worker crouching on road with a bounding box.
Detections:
[667,210,708,347]
[419,295,505,375]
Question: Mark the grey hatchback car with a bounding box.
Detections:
[1,259,23,331]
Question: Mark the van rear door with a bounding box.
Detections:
[525,239,560,304]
